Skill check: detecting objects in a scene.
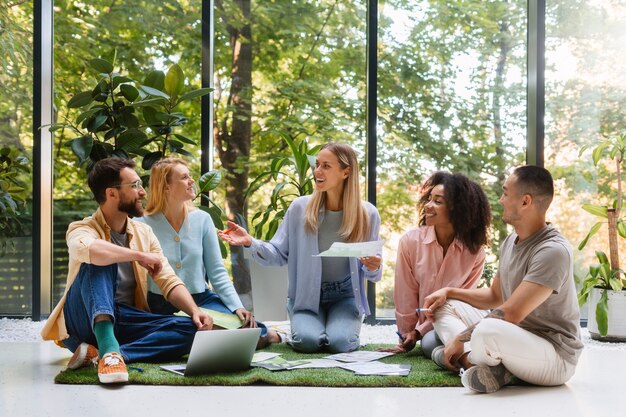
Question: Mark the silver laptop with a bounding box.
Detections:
[160,327,261,376]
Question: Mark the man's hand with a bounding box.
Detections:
[191,310,213,331]
[137,252,163,276]
[423,287,449,320]
[442,336,465,372]
[234,308,257,328]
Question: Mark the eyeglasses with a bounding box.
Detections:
[114,179,144,190]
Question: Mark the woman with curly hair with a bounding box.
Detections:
[390,171,491,356]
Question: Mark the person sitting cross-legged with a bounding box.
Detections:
[41,157,213,385]
[424,165,583,393]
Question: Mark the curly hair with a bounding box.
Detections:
[417,171,491,253]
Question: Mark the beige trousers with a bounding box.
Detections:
[433,300,576,386]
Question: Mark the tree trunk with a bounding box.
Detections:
[215,0,253,302]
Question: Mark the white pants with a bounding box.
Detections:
[433,300,576,386]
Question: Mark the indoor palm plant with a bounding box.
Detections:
[577,131,626,340]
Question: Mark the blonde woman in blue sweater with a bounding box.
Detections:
[219,143,382,353]
[138,158,279,346]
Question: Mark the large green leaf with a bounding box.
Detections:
[198,170,222,193]
[177,87,214,103]
[139,85,170,100]
[582,204,608,218]
[67,91,94,108]
[69,136,93,163]
[595,290,609,336]
[617,220,626,238]
[577,222,603,250]
[143,70,165,90]
[142,151,163,170]
[89,58,113,74]
[119,84,139,102]
[164,64,185,98]
[112,76,133,89]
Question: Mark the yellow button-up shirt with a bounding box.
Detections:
[41,207,184,342]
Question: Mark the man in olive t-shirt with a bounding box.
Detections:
[424,165,583,393]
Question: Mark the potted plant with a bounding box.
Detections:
[49,53,213,171]
[577,131,626,341]
[0,146,31,256]
[241,134,321,321]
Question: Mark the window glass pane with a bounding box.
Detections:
[52,1,202,306]
[545,0,626,318]
[0,2,34,316]
[377,1,527,317]
[213,1,367,310]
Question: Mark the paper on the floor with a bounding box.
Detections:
[324,350,394,363]
[341,361,411,376]
[252,352,282,363]
[288,358,345,369]
[251,355,311,371]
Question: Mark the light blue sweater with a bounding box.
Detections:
[136,209,244,312]
[247,195,382,315]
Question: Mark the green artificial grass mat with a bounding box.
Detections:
[55,343,462,387]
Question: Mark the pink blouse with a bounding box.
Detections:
[394,225,485,335]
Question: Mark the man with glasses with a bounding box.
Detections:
[41,157,213,384]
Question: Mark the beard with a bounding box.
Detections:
[118,198,144,218]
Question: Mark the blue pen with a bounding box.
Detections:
[395,330,406,343]
[128,366,143,372]
[415,308,432,314]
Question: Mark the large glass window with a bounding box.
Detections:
[212,0,367,307]
[51,1,203,305]
[376,1,527,317]
[545,0,626,316]
[0,2,34,316]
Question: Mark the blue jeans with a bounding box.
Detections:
[288,276,362,353]
[63,263,198,363]
[148,289,269,337]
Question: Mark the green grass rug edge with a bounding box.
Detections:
[55,344,462,387]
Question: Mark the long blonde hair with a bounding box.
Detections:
[304,143,370,242]
[145,157,196,216]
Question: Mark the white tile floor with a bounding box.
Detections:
[0,340,622,417]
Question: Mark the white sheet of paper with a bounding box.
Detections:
[315,240,384,258]
[341,361,411,376]
[251,352,282,363]
[288,359,345,369]
[324,350,394,363]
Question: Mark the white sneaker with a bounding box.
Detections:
[461,364,513,393]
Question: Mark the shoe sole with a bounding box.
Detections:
[99,372,129,384]
[67,344,93,370]
[461,365,512,393]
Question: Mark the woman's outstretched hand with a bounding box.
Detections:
[218,221,253,247]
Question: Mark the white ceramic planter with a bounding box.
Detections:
[587,288,626,342]
[243,248,289,322]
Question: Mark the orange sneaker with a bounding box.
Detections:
[97,352,129,384]
[67,343,98,370]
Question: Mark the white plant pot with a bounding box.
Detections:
[587,288,626,342]
[244,249,288,322]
